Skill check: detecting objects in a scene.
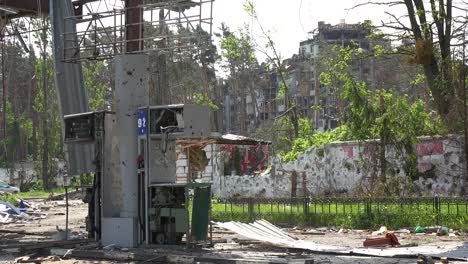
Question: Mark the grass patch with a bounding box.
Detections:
[211,200,468,230]
[0,192,19,206]
[1,188,66,208]
[16,188,66,199]
[0,188,66,202]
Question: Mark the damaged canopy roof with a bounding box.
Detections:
[0,0,97,18]
[177,133,271,147]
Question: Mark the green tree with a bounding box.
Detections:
[31,17,63,190]
[219,23,259,135]
[353,0,464,124]
[320,44,442,193]
[244,1,300,137]
[83,60,112,111]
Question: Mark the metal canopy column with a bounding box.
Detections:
[104,54,148,247]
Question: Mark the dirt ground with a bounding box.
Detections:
[1,198,467,264]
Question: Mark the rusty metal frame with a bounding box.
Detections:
[62,0,214,62]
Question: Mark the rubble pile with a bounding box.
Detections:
[0,198,47,224]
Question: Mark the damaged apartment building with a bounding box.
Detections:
[222,20,417,134]
[295,20,373,131]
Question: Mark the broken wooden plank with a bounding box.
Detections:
[0,229,52,236]
[0,239,92,253]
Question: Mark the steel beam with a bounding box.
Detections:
[0,0,49,15]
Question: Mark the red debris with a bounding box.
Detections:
[363,232,400,247]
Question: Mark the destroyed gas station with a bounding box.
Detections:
[0,0,467,263]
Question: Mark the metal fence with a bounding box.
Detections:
[212,197,468,228]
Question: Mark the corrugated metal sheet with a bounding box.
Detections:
[50,0,94,176]
[215,220,468,261]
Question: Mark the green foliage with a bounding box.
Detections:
[243,1,256,17]
[282,126,348,162]
[193,92,219,110]
[33,56,64,161]
[220,28,257,71]
[372,44,386,56]
[70,173,94,186]
[281,44,443,163]
[0,193,19,207]
[83,61,111,111]
[0,102,33,167]
[321,44,443,143]
[211,200,468,229]
[0,187,65,201]
[271,117,311,156]
[410,73,426,86]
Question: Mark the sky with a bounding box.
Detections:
[211,0,400,60]
[79,0,404,63]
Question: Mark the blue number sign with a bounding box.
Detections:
[137,109,147,136]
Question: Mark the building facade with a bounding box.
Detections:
[221,20,383,135]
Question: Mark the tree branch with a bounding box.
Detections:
[347,0,404,10]
[412,0,431,39]
[384,11,412,32]
[403,0,423,39]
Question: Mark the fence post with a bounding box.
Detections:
[303,197,309,216]
[434,196,441,226]
[248,198,254,221]
[366,198,372,216]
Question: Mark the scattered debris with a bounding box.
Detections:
[0,200,21,215]
[15,255,62,263]
[214,220,467,261]
[437,226,449,236]
[415,226,426,233]
[0,199,47,224]
[337,228,349,234]
[363,233,400,247]
[417,255,435,264]
[371,226,388,236]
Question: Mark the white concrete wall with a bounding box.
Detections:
[0,168,9,183]
[211,135,465,198]
[175,144,219,183]
[213,173,291,198]
[6,160,68,187]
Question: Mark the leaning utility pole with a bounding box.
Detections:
[1,27,6,165]
[463,41,468,195]
[154,8,168,105]
[41,16,50,190]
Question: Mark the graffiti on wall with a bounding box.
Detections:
[220,144,270,175]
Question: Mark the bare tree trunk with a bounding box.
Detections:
[403,0,452,119]
[239,77,247,135]
[41,22,50,190]
[462,45,468,195]
[379,94,387,188]
[1,38,7,165]
[30,71,38,161]
[249,72,258,131]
